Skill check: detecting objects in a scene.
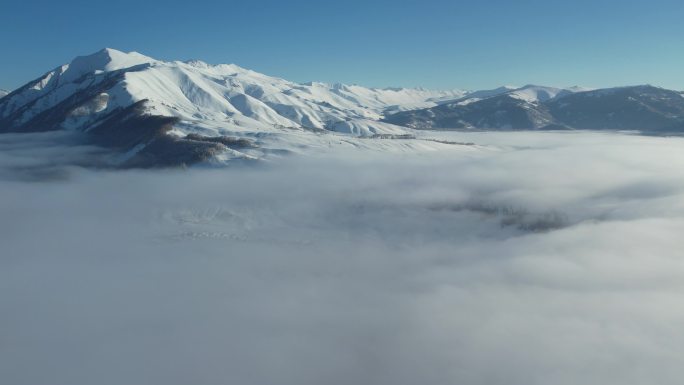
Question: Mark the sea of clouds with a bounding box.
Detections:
[2,131,684,385]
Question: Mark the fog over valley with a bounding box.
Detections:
[2,130,684,385]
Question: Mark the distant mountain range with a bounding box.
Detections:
[384,84,684,131]
[1,48,683,167]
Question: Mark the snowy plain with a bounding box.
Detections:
[2,130,684,385]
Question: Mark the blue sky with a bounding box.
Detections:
[2,0,683,90]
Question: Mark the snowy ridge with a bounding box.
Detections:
[134,59,466,135]
[450,86,517,105]
[447,84,589,106]
[507,85,572,102]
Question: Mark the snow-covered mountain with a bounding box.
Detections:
[0,89,8,98]
[0,48,467,166]
[0,49,465,135]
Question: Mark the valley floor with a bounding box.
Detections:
[2,131,684,385]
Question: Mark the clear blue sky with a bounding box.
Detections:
[2,0,684,91]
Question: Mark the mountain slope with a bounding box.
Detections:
[0,89,8,98]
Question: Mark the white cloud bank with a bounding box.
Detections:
[2,131,684,385]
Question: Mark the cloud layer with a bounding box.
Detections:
[2,131,684,385]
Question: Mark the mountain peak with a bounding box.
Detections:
[61,48,156,82]
[507,85,566,103]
